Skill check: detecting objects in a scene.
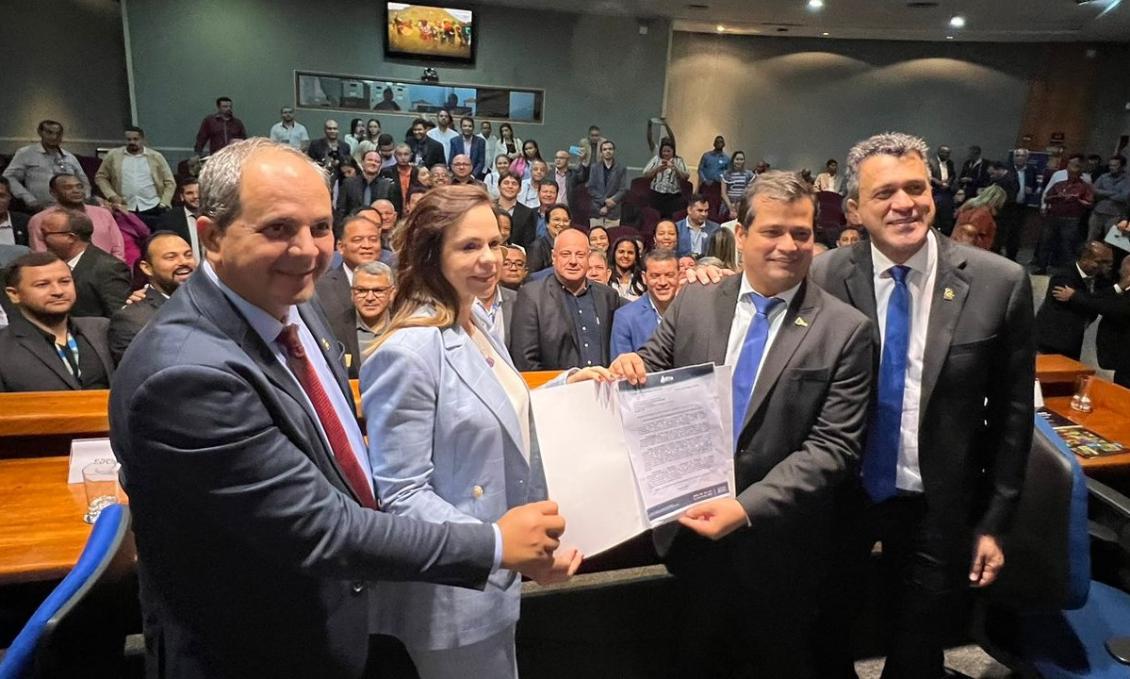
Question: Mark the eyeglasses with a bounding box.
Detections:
[40,230,74,238]
[502,260,526,269]
[352,286,393,298]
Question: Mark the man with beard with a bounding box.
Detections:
[37,208,131,318]
[0,251,114,391]
[29,174,126,261]
[159,179,204,260]
[109,232,197,364]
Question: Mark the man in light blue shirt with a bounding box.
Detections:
[3,120,89,209]
[698,135,730,187]
[268,106,310,151]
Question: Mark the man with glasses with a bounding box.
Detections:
[449,154,483,187]
[500,244,528,290]
[269,106,310,151]
[29,174,126,261]
[315,211,384,377]
[509,227,622,369]
[3,120,89,210]
[35,208,131,318]
[351,261,396,360]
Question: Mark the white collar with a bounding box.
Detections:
[870,229,937,279]
[737,272,802,308]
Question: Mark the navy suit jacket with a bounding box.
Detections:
[611,293,661,356]
[109,269,495,678]
[450,135,487,178]
[675,218,721,258]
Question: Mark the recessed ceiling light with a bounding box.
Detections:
[949,15,966,28]
[946,35,955,39]
[716,24,726,32]
[808,0,825,9]
[822,31,830,36]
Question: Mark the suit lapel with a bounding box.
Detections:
[708,275,740,365]
[919,236,971,423]
[742,281,820,429]
[13,321,79,389]
[72,318,115,380]
[442,325,526,461]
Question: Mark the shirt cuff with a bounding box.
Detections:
[490,523,503,572]
[1116,284,1126,295]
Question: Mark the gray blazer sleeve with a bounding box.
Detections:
[122,364,496,586]
[509,283,543,371]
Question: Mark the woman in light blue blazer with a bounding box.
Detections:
[361,184,605,678]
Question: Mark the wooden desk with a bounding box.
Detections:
[0,372,564,458]
[1036,354,1095,397]
[0,456,92,585]
[1045,378,1130,471]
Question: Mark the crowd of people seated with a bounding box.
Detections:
[3,93,1130,678]
[2,103,1129,396]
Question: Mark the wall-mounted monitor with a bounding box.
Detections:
[385,2,476,64]
[296,72,544,124]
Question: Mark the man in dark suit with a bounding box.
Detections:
[158,179,203,259]
[109,138,572,678]
[335,150,396,227]
[958,144,990,199]
[611,171,873,677]
[927,144,957,235]
[993,149,1037,261]
[38,208,130,318]
[1051,255,1130,387]
[497,172,538,249]
[1035,240,1114,360]
[810,132,1035,678]
[510,228,622,370]
[1,252,113,391]
[315,212,384,378]
[407,117,446,169]
[0,176,31,246]
[306,119,352,174]
[450,116,487,178]
[108,231,196,364]
[525,203,571,274]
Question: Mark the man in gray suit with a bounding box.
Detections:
[108,231,196,364]
[510,228,623,370]
[810,132,1034,678]
[1,252,114,391]
[109,138,572,678]
[612,171,874,678]
[315,212,384,378]
[586,140,628,227]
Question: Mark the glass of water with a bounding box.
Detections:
[83,461,120,524]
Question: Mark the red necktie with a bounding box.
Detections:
[276,324,378,509]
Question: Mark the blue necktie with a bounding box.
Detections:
[732,293,784,448]
[862,265,911,502]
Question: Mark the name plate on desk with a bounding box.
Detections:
[68,438,117,484]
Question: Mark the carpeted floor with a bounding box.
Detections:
[855,645,1017,678]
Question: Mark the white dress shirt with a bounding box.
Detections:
[180,208,202,260]
[724,274,802,388]
[0,213,14,246]
[426,127,460,163]
[120,152,161,211]
[871,230,938,493]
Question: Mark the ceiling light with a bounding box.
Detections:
[808,0,825,9]
[949,15,966,28]
[822,31,830,36]
[716,24,725,32]
[946,35,955,39]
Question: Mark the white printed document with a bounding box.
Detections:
[531,364,734,556]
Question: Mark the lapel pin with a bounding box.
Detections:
[320,337,331,351]
[794,317,808,327]
[943,288,955,301]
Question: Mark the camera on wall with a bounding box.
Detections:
[421,68,439,83]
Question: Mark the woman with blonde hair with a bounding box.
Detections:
[954,183,1007,250]
[361,184,603,678]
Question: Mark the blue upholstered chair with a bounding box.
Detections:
[974,416,1130,677]
[0,503,136,679]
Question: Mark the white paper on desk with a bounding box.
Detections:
[67,437,117,484]
[1105,224,1130,253]
[618,363,735,525]
[531,380,647,556]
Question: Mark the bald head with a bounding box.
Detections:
[552,228,590,289]
[451,154,473,179]
[371,198,397,231]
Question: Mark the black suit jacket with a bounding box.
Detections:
[157,207,196,246]
[1035,267,1103,360]
[408,136,446,169]
[335,174,397,224]
[108,268,495,678]
[314,265,361,379]
[0,313,114,391]
[509,274,622,370]
[508,203,538,249]
[638,277,873,591]
[960,158,990,194]
[7,211,30,246]
[928,157,957,192]
[378,166,418,215]
[811,233,1035,539]
[1063,287,1130,371]
[307,138,352,168]
[526,234,553,274]
[108,285,167,365]
[70,244,132,318]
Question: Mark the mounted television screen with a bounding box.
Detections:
[386,3,475,63]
